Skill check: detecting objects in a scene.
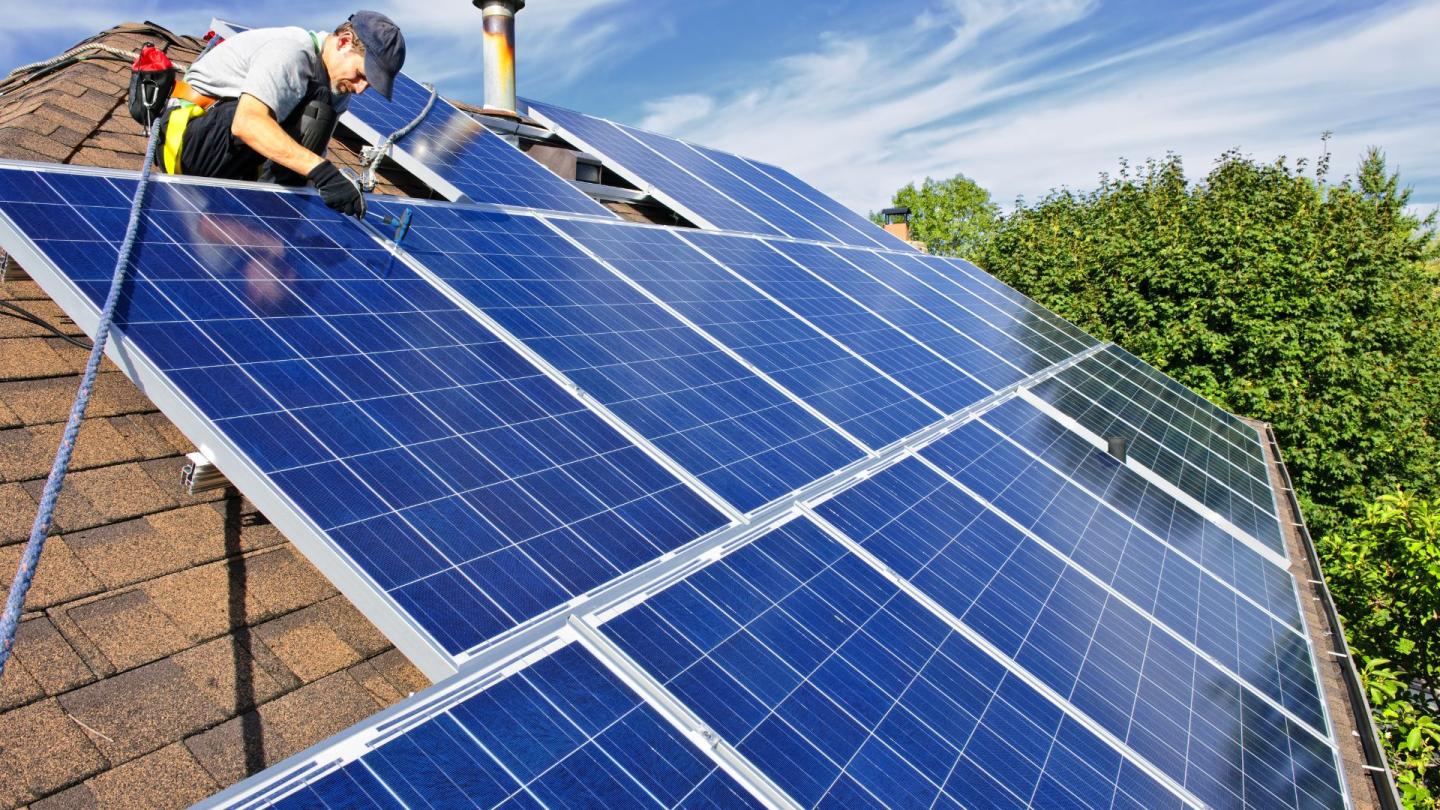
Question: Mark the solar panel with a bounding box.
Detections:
[524,99,782,235]
[0,164,724,675]
[208,20,614,219]
[1027,347,1286,554]
[913,415,1325,731]
[549,218,940,449]
[740,157,917,250]
[810,459,1344,809]
[0,154,1349,805]
[884,251,1098,360]
[767,240,1032,389]
[202,641,764,809]
[979,397,1302,628]
[686,141,889,248]
[373,199,864,513]
[601,517,1187,808]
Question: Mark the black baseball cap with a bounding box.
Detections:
[349,10,405,100]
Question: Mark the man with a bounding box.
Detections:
[159,11,405,217]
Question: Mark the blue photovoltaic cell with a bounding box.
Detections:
[526,99,782,236]
[0,166,725,657]
[616,126,838,245]
[1031,348,1285,553]
[768,240,1030,390]
[813,459,1344,810]
[883,251,1096,361]
[686,142,886,248]
[550,218,938,449]
[373,199,862,513]
[264,643,762,809]
[603,518,1183,809]
[741,157,917,251]
[915,419,1325,732]
[345,73,613,217]
[680,233,983,414]
[826,246,1061,378]
[978,398,1301,629]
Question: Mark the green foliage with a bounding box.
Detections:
[877,174,999,258]
[973,148,1440,539]
[1322,491,1440,688]
[1322,492,1440,806]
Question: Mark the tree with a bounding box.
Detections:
[973,148,1440,539]
[877,174,999,258]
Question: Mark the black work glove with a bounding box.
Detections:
[307,160,366,218]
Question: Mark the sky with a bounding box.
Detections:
[5,0,1437,218]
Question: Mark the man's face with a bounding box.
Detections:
[328,36,369,96]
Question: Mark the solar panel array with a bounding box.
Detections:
[526,99,911,250]
[0,160,1348,810]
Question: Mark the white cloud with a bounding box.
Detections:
[637,1,1440,216]
[639,94,715,134]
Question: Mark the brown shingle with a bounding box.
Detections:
[142,556,270,643]
[258,671,381,757]
[82,742,217,809]
[252,606,361,684]
[0,537,101,610]
[369,649,429,698]
[0,698,107,806]
[0,483,38,545]
[242,546,337,616]
[8,617,93,698]
[346,660,404,708]
[65,513,197,589]
[183,710,291,787]
[0,339,74,382]
[0,419,140,484]
[25,462,176,534]
[138,458,225,510]
[56,658,226,766]
[0,372,154,426]
[313,597,391,659]
[64,590,190,671]
[0,129,72,162]
[0,645,44,712]
[170,636,287,717]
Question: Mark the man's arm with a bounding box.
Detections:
[230,93,323,176]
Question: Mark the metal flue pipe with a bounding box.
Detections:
[475,0,523,114]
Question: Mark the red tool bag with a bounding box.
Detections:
[127,43,176,127]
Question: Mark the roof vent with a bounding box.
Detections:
[474,0,524,116]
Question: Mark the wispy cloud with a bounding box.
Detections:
[636,0,1439,214]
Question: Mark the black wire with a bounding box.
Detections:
[0,300,92,348]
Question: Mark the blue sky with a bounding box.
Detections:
[6,0,1437,217]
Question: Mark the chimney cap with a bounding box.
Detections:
[880,206,910,223]
[473,0,525,9]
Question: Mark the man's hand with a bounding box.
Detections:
[307,161,366,218]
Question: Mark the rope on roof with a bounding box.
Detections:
[0,117,163,678]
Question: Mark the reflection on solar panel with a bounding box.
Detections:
[1027,346,1286,554]
[525,100,781,235]
[376,200,864,513]
[0,166,724,674]
[222,641,763,809]
[812,460,1343,809]
[550,218,939,449]
[0,159,1350,809]
[527,99,906,249]
[603,518,1185,808]
[209,20,613,218]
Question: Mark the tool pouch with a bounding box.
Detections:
[128,44,176,127]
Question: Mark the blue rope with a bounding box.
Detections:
[0,117,162,678]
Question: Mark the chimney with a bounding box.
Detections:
[881,206,910,242]
[474,0,524,116]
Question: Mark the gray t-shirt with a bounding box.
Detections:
[186,27,349,120]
